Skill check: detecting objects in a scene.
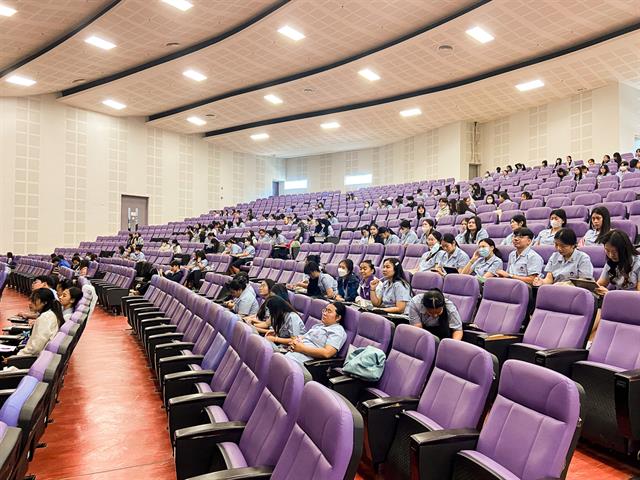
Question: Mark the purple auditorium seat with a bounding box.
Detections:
[295,243,310,262]
[319,243,335,264]
[402,244,428,272]
[573,193,601,207]
[338,325,437,466]
[484,224,510,242]
[606,189,636,203]
[524,206,551,224]
[437,214,456,226]
[531,245,555,264]
[519,199,543,210]
[545,196,572,208]
[291,294,312,324]
[537,291,640,456]
[498,209,524,224]
[248,257,264,278]
[0,420,22,480]
[384,244,404,262]
[278,260,297,284]
[611,219,638,243]
[346,243,365,266]
[443,274,480,325]
[459,244,476,260]
[415,360,582,480]
[464,278,529,343]
[288,261,306,285]
[621,177,640,191]
[411,271,444,294]
[174,353,304,480]
[476,204,496,214]
[363,243,385,267]
[477,211,497,225]
[384,339,495,479]
[563,205,589,222]
[168,333,272,444]
[506,285,595,373]
[596,201,626,219]
[566,220,589,238]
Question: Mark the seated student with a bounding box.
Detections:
[356,260,376,302]
[535,209,567,246]
[461,239,503,280]
[454,218,469,245]
[501,214,527,246]
[270,228,287,245]
[368,224,384,244]
[496,227,544,284]
[59,286,82,321]
[408,289,463,340]
[159,260,185,283]
[55,279,72,299]
[370,258,411,313]
[597,164,610,181]
[457,216,488,245]
[303,262,337,299]
[77,259,90,277]
[418,219,436,244]
[435,197,450,221]
[257,228,270,243]
[431,234,470,276]
[411,231,443,274]
[534,228,593,286]
[159,241,172,252]
[185,250,208,289]
[224,279,259,316]
[484,193,496,207]
[313,220,334,240]
[471,182,486,200]
[616,161,630,180]
[223,239,242,255]
[595,229,640,296]
[581,206,611,247]
[335,259,359,302]
[171,240,182,254]
[286,301,347,364]
[520,191,533,201]
[357,227,370,245]
[131,262,158,296]
[204,233,220,254]
[379,227,401,245]
[398,220,419,245]
[263,296,306,347]
[249,281,287,329]
[129,245,146,262]
[416,205,430,221]
[15,288,63,357]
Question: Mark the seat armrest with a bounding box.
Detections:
[328,375,368,405]
[158,355,204,380]
[535,348,589,376]
[410,428,480,480]
[304,357,345,384]
[185,467,273,480]
[0,335,23,345]
[0,389,17,408]
[474,333,523,366]
[163,370,215,407]
[139,318,171,329]
[360,396,420,412]
[168,392,227,442]
[2,325,31,334]
[5,355,38,369]
[155,341,195,354]
[0,370,29,389]
[175,422,247,479]
[615,368,640,439]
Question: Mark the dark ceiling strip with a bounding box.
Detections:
[60,0,291,97]
[204,21,640,138]
[0,0,123,78]
[148,0,491,121]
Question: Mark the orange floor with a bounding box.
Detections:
[1,287,638,480]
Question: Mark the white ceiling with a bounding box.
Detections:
[1,0,640,158]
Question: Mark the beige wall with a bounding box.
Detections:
[0,95,284,254]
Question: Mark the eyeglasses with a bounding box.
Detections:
[322,307,336,314]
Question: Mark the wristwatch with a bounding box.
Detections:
[509,273,514,279]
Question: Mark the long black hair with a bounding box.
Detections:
[420,289,451,340]
[464,216,484,244]
[590,206,611,244]
[383,257,410,289]
[30,288,64,329]
[264,295,297,337]
[602,229,639,287]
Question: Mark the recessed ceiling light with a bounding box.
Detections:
[102,99,126,110]
[358,68,380,82]
[516,79,544,92]
[465,26,494,44]
[85,35,116,50]
[72,78,86,84]
[264,94,283,105]
[321,121,340,130]
[183,69,207,82]
[205,113,216,117]
[187,116,206,126]
[0,4,16,16]
[277,25,305,41]
[400,108,422,117]
[161,0,193,11]
[251,133,269,141]
[5,75,36,86]
[165,42,181,47]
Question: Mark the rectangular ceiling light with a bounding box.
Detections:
[251,133,269,141]
[161,0,193,11]
[465,26,494,44]
[277,25,305,41]
[5,75,36,86]
[344,174,373,186]
[284,179,308,190]
[400,107,422,117]
[102,99,126,110]
[183,69,207,81]
[516,79,545,91]
[85,35,116,50]
[0,4,17,16]
[321,121,340,130]
[187,116,206,126]
[264,94,283,105]
[358,68,380,82]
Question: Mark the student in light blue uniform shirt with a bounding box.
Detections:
[496,228,544,285]
[370,258,412,313]
[535,209,567,246]
[224,240,242,255]
[286,301,347,364]
[501,215,527,246]
[432,234,470,275]
[596,229,640,295]
[263,296,306,348]
[454,218,469,246]
[412,231,443,273]
[379,227,401,245]
[398,220,419,245]
[581,206,611,247]
[225,279,259,316]
[457,216,489,245]
[461,239,503,280]
[271,229,287,245]
[408,290,463,340]
[534,229,593,286]
[303,261,338,299]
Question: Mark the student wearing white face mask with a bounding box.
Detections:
[461,239,504,280]
[535,209,567,246]
[335,259,359,302]
[419,219,435,244]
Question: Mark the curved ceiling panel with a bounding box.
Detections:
[202,29,640,158]
[57,0,479,115]
[148,0,640,135]
[0,0,279,97]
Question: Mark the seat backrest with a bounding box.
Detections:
[271,382,362,480]
[210,321,252,392]
[525,207,551,222]
[522,285,594,349]
[442,274,480,324]
[417,339,493,429]
[588,291,640,370]
[402,244,428,271]
[376,325,436,397]
[473,278,528,333]
[351,313,393,353]
[411,271,443,294]
[476,360,580,480]
[306,298,328,329]
[201,310,237,370]
[0,375,40,427]
[239,354,304,467]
